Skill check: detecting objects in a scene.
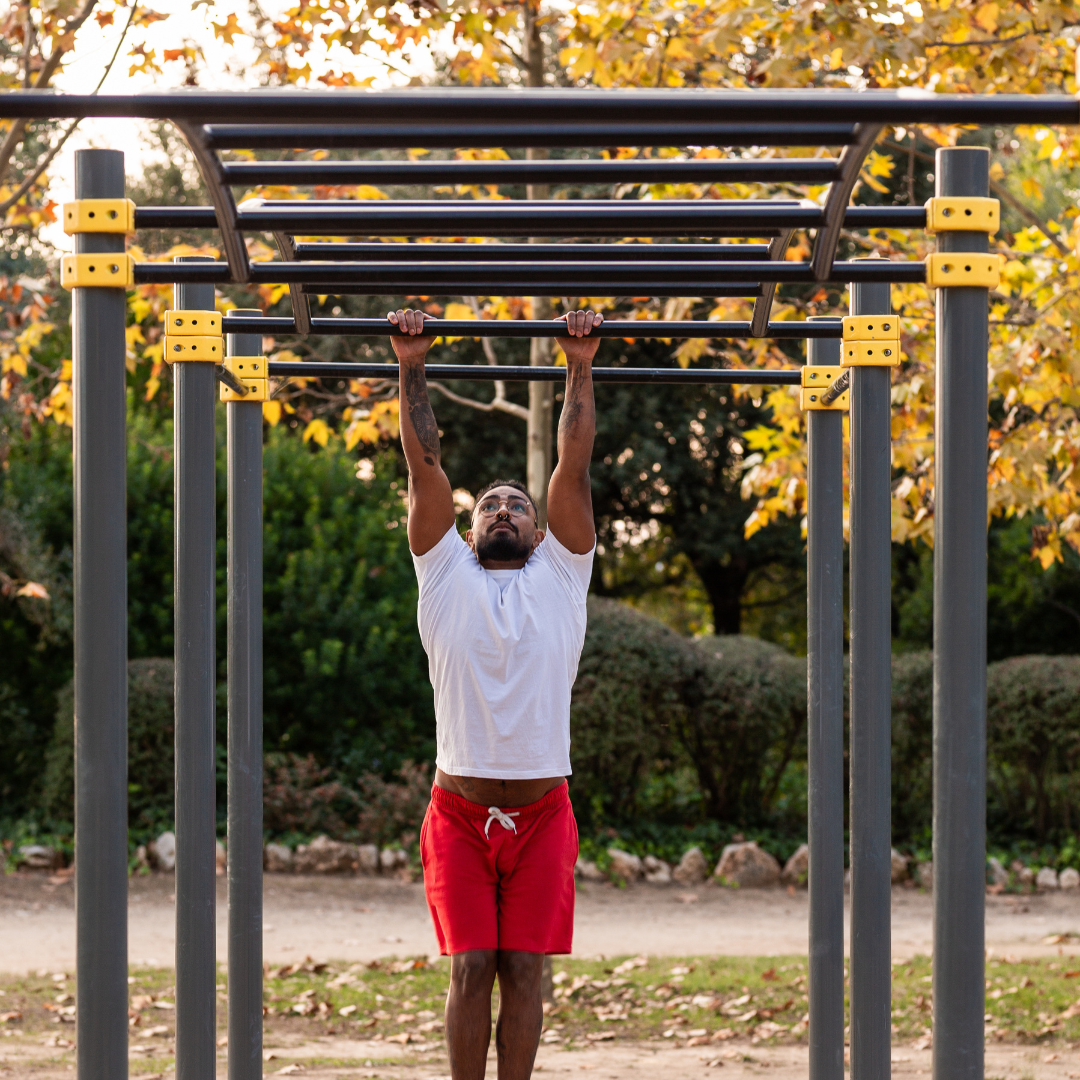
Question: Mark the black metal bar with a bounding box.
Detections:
[222,157,844,186]
[226,311,265,1080]
[298,282,762,298]
[271,231,311,335]
[806,317,846,1080]
[205,122,861,151]
[173,260,219,1080]
[230,315,842,338]
[811,123,884,281]
[847,271,893,1080]
[291,242,774,262]
[932,146,989,1080]
[2,88,1074,124]
[268,359,802,384]
[73,147,129,1080]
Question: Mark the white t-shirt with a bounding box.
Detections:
[412,525,594,779]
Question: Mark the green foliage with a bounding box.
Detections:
[889,651,935,849]
[42,659,176,841]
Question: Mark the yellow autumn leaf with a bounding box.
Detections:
[302,418,331,447]
[974,2,999,32]
[16,581,49,600]
[262,401,283,426]
[344,418,381,449]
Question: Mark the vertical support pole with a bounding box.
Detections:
[73,147,129,1080]
[806,318,845,1080]
[173,259,219,1080]
[848,273,893,1080]
[226,312,265,1080]
[933,147,989,1080]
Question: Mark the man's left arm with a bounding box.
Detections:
[546,310,602,555]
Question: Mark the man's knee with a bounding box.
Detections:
[496,951,545,997]
[451,950,497,997]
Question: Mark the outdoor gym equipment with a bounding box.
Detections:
[0,85,1063,1080]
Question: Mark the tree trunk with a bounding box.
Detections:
[694,557,751,635]
[524,0,554,526]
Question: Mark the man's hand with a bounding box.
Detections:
[555,309,604,364]
[388,308,437,364]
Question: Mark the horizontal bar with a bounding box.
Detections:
[291,242,775,262]
[223,315,843,339]
[268,360,803,385]
[221,158,843,186]
[206,123,861,151]
[3,88,1075,125]
[821,368,851,405]
[131,203,930,234]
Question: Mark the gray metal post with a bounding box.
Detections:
[848,272,893,1080]
[73,147,129,1080]
[173,259,219,1080]
[932,147,989,1080]
[806,319,845,1080]
[226,312,265,1080]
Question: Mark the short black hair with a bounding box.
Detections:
[473,479,539,523]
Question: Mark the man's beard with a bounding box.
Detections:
[476,526,531,562]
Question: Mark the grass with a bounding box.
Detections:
[5,951,1080,1073]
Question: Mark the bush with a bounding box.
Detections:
[356,761,432,849]
[890,651,935,847]
[987,655,1080,842]
[42,658,176,838]
[682,635,806,825]
[263,752,359,838]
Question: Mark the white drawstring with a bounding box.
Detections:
[484,806,520,838]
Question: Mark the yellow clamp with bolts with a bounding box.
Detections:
[219,356,268,402]
[62,198,136,235]
[840,315,902,367]
[800,366,849,411]
[924,197,999,235]
[163,310,222,336]
[165,337,223,362]
[925,252,1003,289]
[60,253,135,290]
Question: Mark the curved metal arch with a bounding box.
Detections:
[271,231,311,335]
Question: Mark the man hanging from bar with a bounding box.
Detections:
[387,305,602,1080]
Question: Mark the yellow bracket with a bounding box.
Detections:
[842,340,902,367]
[220,356,268,401]
[60,253,134,290]
[801,366,849,411]
[62,198,136,235]
[164,336,223,362]
[164,310,222,336]
[221,379,268,402]
[924,197,1000,235]
[926,252,1003,288]
[842,315,900,341]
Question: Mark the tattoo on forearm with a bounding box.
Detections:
[402,365,440,466]
[559,364,591,437]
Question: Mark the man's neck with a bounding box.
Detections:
[479,556,529,570]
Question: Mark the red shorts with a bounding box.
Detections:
[420,783,578,955]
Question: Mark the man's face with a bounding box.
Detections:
[467,485,541,564]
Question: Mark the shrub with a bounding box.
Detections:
[987,655,1080,842]
[356,761,432,848]
[890,651,935,847]
[42,658,176,838]
[263,752,359,838]
[681,635,806,825]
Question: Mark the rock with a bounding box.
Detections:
[916,861,933,890]
[1061,868,1080,890]
[782,844,809,887]
[714,841,781,888]
[672,847,708,885]
[607,848,643,882]
[380,848,409,871]
[1036,867,1060,890]
[264,843,293,873]
[149,832,176,872]
[891,849,910,884]
[987,856,1009,887]
[293,835,358,874]
[357,844,379,875]
[575,857,605,882]
[1017,865,1035,888]
[216,841,227,876]
[18,845,59,871]
[134,845,151,872]
[642,855,672,884]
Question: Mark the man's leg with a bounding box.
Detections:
[494,950,545,1080]
[446,950,498,1080]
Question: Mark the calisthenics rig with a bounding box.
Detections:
[4,86,1076,1080]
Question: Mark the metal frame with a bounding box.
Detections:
[24,88,1064,1080]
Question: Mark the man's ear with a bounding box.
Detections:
[465,528,476,550]
[532,528,545,551]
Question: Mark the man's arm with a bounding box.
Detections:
[546,310,602,555]
[389,308,456,555]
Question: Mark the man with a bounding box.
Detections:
[387,305,604,1080]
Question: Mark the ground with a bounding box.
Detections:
[4,873,1080,1078]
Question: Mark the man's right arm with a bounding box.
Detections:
[389,308,456,555]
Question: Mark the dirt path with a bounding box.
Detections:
[3,873,1080,973]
